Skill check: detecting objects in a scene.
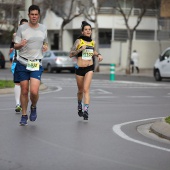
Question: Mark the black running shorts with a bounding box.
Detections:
[75,64,94,76]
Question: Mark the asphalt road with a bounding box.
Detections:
[0,69,170,170]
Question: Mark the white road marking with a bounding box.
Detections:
[115,81,167,86]
[127,96,154,98]
[90,89,112,94]
[39,86,62,94]
[112,117,170,152]
[53,96,118,99]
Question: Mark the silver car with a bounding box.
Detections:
[42,50,77,73]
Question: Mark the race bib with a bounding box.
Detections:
[82,49,93,60]
[26,60,40,71]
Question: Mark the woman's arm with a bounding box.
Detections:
[93,43,103,62]
[69,39,86,58]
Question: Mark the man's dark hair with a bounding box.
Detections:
[19,18,28,25]
[28,5,40,14]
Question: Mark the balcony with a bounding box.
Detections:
[98,7,158,17]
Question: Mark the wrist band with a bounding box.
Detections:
[97,53,101,56]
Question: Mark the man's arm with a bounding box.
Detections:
[14,39,27,50]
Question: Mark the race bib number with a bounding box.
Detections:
[82,49,93,60]
[26,60,40,71]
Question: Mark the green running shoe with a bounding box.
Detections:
[15,105,22,113]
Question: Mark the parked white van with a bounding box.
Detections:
[154,47,170,81]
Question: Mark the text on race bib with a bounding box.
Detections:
[26,60,40,71]
[82,49,93,60]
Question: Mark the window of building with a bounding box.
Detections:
[51,33,59,50]
[73,30,80,43]
[99,29,111,48]
[157,30,170,40]
[114,29,128,41]
[0,30,12,45]
[136,30,154,40]
[73,29,112,48]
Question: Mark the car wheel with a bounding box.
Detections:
[154,69,162,81]
[0,64,5,69]
[47,64,53,73]
[56,70,61,73]
[70,69,75,73]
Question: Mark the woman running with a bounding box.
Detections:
[69,21,103,120]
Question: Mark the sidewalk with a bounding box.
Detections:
[98,65,153,77]
[150,118,170,141]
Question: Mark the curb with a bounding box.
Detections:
[0,83,48,94]
[150,118,170,141]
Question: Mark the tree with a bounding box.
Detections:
[154,0,162,53]
[35,0,83,50]
[0,0,25,45]
[79,0,105,72]
[79,0,99,71]
[110,0,156,74]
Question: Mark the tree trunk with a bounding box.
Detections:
[94,15,99,72]
[59,23,64,50]
[126,30,133,75]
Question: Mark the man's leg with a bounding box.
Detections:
[136,67,140,73]
[19,80,29,125]
[30,78,40,107]
[29,78,40,121]
[20,80,29,116]
[132,65,134,73]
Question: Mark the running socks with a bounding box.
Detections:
[78,102,89,119]
[84,104,89,112]
[78,100,82,110]
[78,100,83,117]
[14,84,21,106]
[78,102,89,112]
[83,104,89,120]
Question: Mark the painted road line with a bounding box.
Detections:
[112,117,170,152]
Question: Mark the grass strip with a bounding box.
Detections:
[165,116,170,124]
[0,80,14,89]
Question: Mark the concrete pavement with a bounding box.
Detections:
[150,118,170,141]
[0,64,170,142]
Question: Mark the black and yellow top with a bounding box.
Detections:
[77,39,95,60]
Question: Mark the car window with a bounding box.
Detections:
[54,52,69,57]
[163,50,170,59]
[161,50,170,61]
[44,52,51,58]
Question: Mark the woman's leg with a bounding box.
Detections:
[76,75,84,116]
[83,71,93,119]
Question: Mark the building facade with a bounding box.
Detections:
[42,1,170,69]
[1,0,170,69]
